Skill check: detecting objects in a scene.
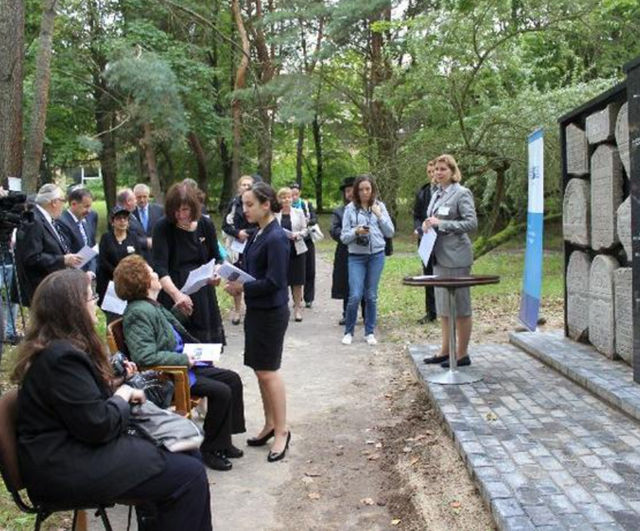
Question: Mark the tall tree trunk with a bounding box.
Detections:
[158,142,176,190]
[0,0,24,185]
[312,115,323,212]
[140,123,164,202]
[482,162,509,237]
[188,131,208,198]
[295,125,305,186]
[218,137,233,213]
[93,89,118,211]
[231,0,250,182]
[23,0,58,193]
[256,108,272,183]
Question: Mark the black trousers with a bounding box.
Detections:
[121,451,212,531]
[191,366,245,452]
[303,240,316,303]
[422,259,436,317]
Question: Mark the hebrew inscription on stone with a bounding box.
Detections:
[617,196,632,264]
[586,102,620,145]
[567,251,592,341]
[615,102,630,176]
[614,267,632,365]
[591,144,623,251]
[566,124,589,176]
[563,179,590,247]
[589,254,619,358]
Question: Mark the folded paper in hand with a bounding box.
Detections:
[183,343,222,365]
[75,244,99,269]
[217,262,256,284]
[101,281,127,315]
[418,229,437,267]
[181,258,216,296]
[230,238,246,254]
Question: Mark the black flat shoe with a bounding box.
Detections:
[267,431,292,463]
[225,445,244,459]
[203,451,232,471]
[338,317,346,326]
[423,354,448,364]
[247,428,275,447]
[417,314,438,325]
[440,355,471,368]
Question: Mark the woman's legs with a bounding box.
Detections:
[256,369,288,453]
[232,293,242,323]
[344,255,366,335]
[439,316,472,359]
[363,252,385,336]
[120,451,212,531]
[254,376,274,438]
[292,285,303,320]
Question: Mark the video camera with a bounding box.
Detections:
[0,192,33,248]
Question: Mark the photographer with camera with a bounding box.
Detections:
[14,184,83,306]
[340,175,394,346]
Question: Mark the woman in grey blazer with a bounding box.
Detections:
[422,154,478,367]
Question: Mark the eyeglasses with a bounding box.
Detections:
[87,293,99,303]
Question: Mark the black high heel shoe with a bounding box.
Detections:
[267,431,292,463]
[247,428,275,447]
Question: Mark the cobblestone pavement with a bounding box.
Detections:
[510,331,640,423]
[409,343,640,531]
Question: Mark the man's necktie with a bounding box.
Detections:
[140,207,148,232]
[52,220,70,253]
[78,220,88,246]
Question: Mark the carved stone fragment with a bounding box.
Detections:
[566,124,589,176]
[586,102,621,145]
[567,251,592,341]
[589,255,619,358]
[563,179,590,247]
[614,267,632,365]
[615,102,630,176]
[590,145,623,251]
[617,196,632,263]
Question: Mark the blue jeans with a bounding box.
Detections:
[345,252,385,336]
[0,261,18,338]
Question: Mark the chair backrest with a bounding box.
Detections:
[0,389,24,494]
[107,318,129,357]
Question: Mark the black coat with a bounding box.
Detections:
[17,340,165,504]
[413,183,435,232]
[330,205,349,300]
[58,210,97,273]
[221,195,256,239]
[133,203,164,237]
[14,207,67,306]
[96,231,141,304]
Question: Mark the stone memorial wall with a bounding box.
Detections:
[563,97,632,364]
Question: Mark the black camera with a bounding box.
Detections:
[0,192,33,248]
[355,226,370,247]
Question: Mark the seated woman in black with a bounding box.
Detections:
[12,268,212,531]
[114,254,246,472]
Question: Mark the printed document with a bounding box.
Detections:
[75,244,99,269]
[418,229,437,267]
[230,238,246,254]
[218,262,256,284]
[181,258,216,296]
[101,281,127,315]
[183,343,222,365]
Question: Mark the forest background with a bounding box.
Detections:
[1,0,639,253]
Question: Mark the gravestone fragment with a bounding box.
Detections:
[563,179,591,247]
[591,144,623,251]
[586,102,621,145]
[617,196,632,263]
[614,268,632,364]
[567,251,592,341]
[589,255,620,358]
[566,124,589,176]
[615,102,630,176]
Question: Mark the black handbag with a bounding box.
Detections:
[384,237,393,256]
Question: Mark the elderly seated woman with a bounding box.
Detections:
[113,255,246,472]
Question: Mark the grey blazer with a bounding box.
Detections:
[426,183,477,268]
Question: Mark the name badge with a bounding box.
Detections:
[438,206,450,216]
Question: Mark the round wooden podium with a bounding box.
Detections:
[403,275,500,385]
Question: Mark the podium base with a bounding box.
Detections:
[425,369,483,385]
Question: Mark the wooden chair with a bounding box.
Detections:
[107,318,198,418]
[0,389,126,531]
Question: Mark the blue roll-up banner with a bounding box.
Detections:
[519,128,544,331]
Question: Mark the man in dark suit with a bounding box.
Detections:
[14,184,83,306]
[133,183,164,237]
[58,186,97,274]
[116,188,151,262]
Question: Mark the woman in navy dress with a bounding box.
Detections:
[224,183,292,462]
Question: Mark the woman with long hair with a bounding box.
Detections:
[340,175,395,346]
[421,154,478,367]
[224,182,291,462]
[12,269,212,531]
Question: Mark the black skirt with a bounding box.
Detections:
[244,305,289,371]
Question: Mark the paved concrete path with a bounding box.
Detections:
[90,255,394,530]
[410,343,640,531]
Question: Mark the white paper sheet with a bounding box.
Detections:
[75,244,99,269]
[7,177,22,192]
[230,238,246,254]
[183,343,222,365]
[217,262,256,284]
[101,281,127,315]
[418,229,437,267]
[180,258,216,296]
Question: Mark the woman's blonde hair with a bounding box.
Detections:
[277,187,292,199]
[435,154,462,183]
